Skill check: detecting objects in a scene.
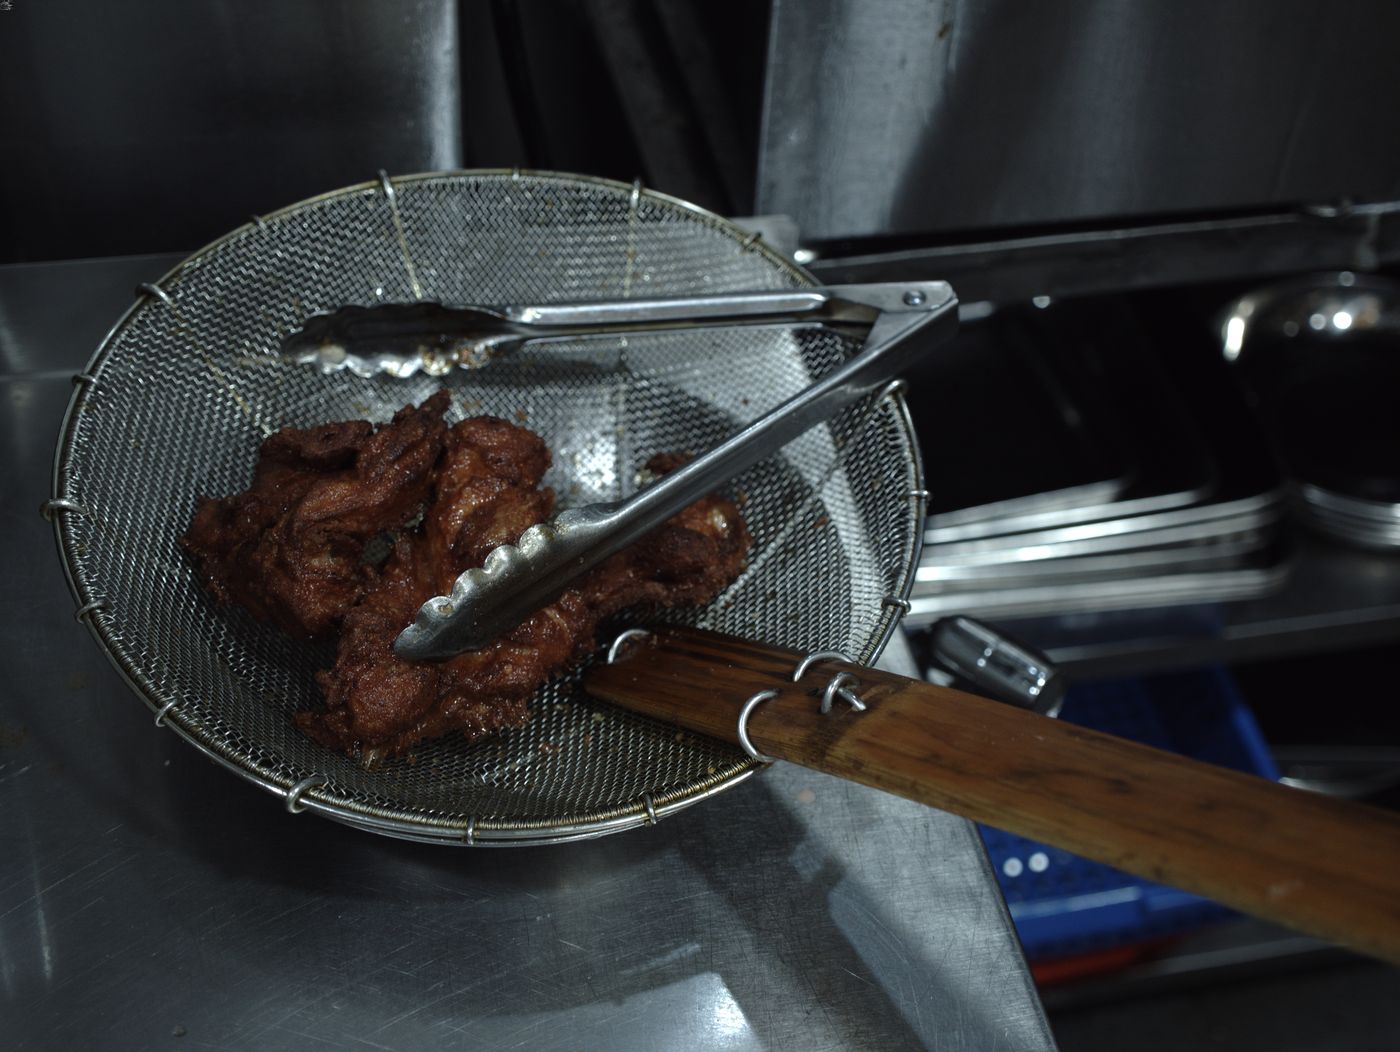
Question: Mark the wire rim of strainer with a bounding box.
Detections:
[47,168,926,846]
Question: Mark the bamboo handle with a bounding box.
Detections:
[586,626,1400,965]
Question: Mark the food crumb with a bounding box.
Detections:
[539,742,556,755]
[796,788,817,804]
[814,515,830,528]
[591,712,606,723]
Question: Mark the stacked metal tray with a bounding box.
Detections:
[904,298,1289,623]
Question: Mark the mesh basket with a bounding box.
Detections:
[49,170,924,844]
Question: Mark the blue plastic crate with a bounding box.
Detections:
[978,666,1279,961]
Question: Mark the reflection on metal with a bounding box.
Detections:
[135,283,174,308]
[808,204,1400,304]
[39,498,90,522]
[927,616,1064,717]
[607,627,654,665]
[736,689,780,764]
[284,775,328,815]
[1222,272,1400,548]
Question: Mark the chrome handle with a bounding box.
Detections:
[927,616,1064,717]
[394,281,958,659]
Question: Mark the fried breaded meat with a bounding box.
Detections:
[183,394,750,759]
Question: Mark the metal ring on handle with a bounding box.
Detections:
[41,498,91,522]
[641,793,658,826]
[791,650,855,683]
[791,650,867,714]
[736,689,780,764]
[285,775,328,814]
[71,372,99,387]
[153,700,179,727]
[137,282,174,308]
[879,378,908,399]
[73,599,109,623]
[462,816,477,846]
[883,596,913,615]
[607,628,653,665]
[821,671,867,715]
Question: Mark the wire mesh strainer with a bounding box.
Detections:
[48,170,925,845]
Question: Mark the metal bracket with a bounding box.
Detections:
[607,627,653,664]
[40,498,91,522]
[73,599,109,623]
[378,169,423,300]
[791,650,867,714]
[285,774,328,814]
[137,282,174,308]
[736,689,780,764]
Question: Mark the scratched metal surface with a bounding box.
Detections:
[0,255,1054,1051]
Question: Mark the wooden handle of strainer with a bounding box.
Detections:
[585,625,1400,965]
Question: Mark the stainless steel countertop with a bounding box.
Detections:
[0,254,1052,1051]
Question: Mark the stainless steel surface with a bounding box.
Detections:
[923,484,1225,547]
[283,283,900,378]
[1274,746,1400,799]
[927,478,1128,533]
[1223,272,1400,549]
[399,282,956,658]
[759,0,1400,242]
[994,531,1400,679]
[47,171,926,845]
[908,563,1290,623]
[927,617,1062,717]
[1221,272,1400,361]
[806,205,1400,304]
[1297,504,1400,550]
[0,0,462,263]
[924,498,1281,562]
[4,251,1054,1050]
[919,532,1273,588]
[1299,482,1400,549]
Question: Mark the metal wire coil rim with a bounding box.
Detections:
[46,168,926,846]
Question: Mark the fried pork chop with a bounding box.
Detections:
[182,391,451,638]
[183,394,750,759]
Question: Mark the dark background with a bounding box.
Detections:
[0,0,767,264]
[3,2,1399,1049]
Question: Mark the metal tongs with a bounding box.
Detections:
[284,281,958,659]
[285,286,913,377]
